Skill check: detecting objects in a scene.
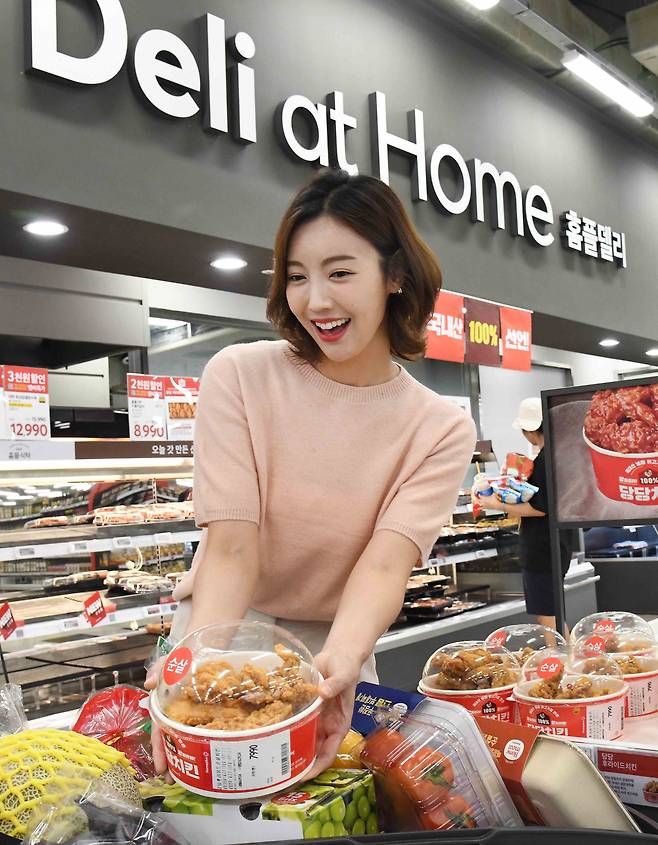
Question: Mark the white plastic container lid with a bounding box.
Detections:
[156,620,319,731]
[486,624,566,664]
[570,612,656,652]
[422,640,521,691]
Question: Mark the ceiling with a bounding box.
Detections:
[0,187,655,372]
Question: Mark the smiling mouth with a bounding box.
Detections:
[312,318,351,338]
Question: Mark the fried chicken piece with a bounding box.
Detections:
[615,655,643,675]
[205,700,294,731]
[557,677,594,699]
[528,675,562,699]
[166,698,232,727]
[182,660,242,704]
[518,647,536,666]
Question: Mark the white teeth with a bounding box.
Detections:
[314,318,349,330]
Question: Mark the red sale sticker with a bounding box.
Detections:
[537,658,563,679]
[163,648,193,685]
[83,591,107,627]
[0,602,17,640]
[584,636,607,655]
[488,630,508,649]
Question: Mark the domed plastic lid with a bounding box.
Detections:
[486,624,566,666]
[156,620,320,732]
[567,647,623,678]
[520,648,569,682]
[570,612,655,654]
[421,640,521,691]
[571,635,658,676]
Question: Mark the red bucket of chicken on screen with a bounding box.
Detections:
[583,384,658,505]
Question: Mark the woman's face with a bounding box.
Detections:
[285,215,398,365]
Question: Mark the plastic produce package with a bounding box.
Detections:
[419,641,521,722]
[150,620,322,798]
[24,780,189,845]
[0,683,28,736]
[72,686,154,780]
[359,698,522,832]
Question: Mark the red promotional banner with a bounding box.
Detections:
[83,591,107,627]
[425,291,464,362]
[500,306,532,371]
[0,602,16,640]
[3,365,48,394]
[464,298,501,367]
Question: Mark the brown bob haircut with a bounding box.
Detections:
[266,169,442,363]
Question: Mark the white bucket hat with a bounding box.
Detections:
[512,397,543,431]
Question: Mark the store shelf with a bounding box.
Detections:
[0,519,201,562]
[5,597,179,644]
[430,548,497,567]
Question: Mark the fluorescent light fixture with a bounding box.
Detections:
[149,317,187,330]
[0,490,17,497]
[210,256,248,271]
[3,501,17,506]
[562,50,655,118]
[23,220,69,237]
[599,338,620,348]
[463,0,499,8]
[646,348,658,357]
[13,495,33,500]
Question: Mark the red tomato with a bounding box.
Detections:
[419,794,477,831]
[392,747,454,803]
[360,727,405,771]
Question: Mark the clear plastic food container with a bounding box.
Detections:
[360,699,522,832]
[570,612,656,655]
[486,624,567,666]
[514,650,626,740]
[419,641,521,722]
[150,621,322,798]
[572,636,658,718]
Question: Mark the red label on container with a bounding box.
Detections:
[594,620,616,634]
[488,631,507,649]
[537,658,563,679]
[272,792,312,805]
[83,592,107,627]
[516,693,625,740]
[584,636,607,655]
[0,602,16,640]
[423,687,515,722]
[163,648,193,685]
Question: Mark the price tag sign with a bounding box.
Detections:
[464,299,501,367]
[1,365,51,440]
[0,602,17,640]
[69,541,90,555]
[17,546,37,559]
[83,591,107,627]
[127,374,166,441]
[113,536,133,550]
[163,376,200,441]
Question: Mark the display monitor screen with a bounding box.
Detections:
[543,376,658,527]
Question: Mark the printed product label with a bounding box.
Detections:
[163,647,193,685]
[127,374,166,440]
[211,730,291,791]
[2,365,50,440]
[625,672,658,717]
[427,689,515,722]
[577,745,658,808]
[518,696,624,739]
[163,376,199,441]
[0,602,16,640]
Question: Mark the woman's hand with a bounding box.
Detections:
[307,647,362,778]
[476,493,503,510]
[144,658,171,778]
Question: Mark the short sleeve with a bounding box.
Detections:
[528,450,548,515]
[375,412,476,559]
[193,350,261,527]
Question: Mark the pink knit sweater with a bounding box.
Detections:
[174,340,476,621]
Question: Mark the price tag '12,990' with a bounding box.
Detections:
[1,365,51,440]
[127,374,166,441]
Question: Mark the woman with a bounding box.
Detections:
[149,169,475,773]
[478,397,573,633]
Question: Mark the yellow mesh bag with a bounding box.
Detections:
[0,728,134,839]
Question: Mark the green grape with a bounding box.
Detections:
[330,800,346,822]
[334,822,348,837]
[352,818,366,835]
[366,813,378,834]
[352,786,366,805]
[303,821,322,840]
[344,801,358,829]
[367,782,376,805]
[320,822,335,838]
[357,795,371,821]
[316,809,330,824]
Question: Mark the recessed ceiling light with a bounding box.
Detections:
[149,317,188,330]
[23,220,69,237]
[646,348,658,357]
[210,256,248,271]
[599,338,620,348]
[463,0,499,9]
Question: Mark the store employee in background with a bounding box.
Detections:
[477,398,574,634]
[147,169,475,773]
